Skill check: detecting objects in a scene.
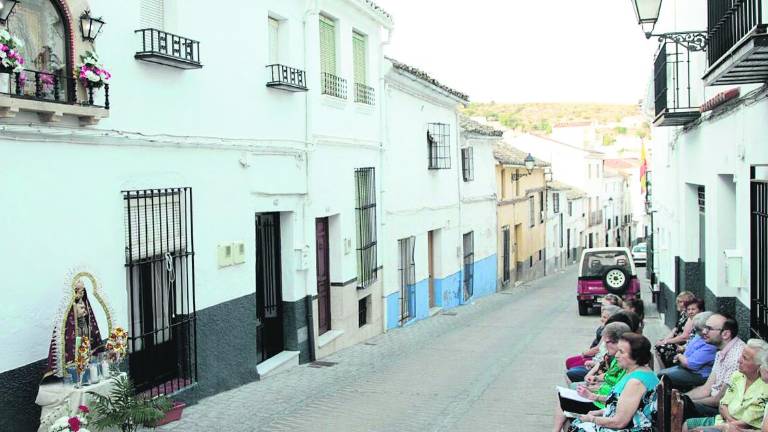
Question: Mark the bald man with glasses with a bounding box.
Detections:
[681,313,746,421]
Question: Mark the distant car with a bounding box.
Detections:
[631,243,647,267]
[576,247,641,316]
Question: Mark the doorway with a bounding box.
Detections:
[316,217,331,335]
[255,212,284,363]
[428,230,436,308]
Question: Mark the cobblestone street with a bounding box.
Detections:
[159,265,662,432]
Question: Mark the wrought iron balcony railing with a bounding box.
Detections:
[705,0,768,85]
[266,64,308,92]
[354,82,375,105]
[1,69,109,109]
[321,72,347,99]
[135,28,202,70]
[653,39,701,127]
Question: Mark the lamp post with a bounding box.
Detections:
[510,153,537,181]
[0,0,20,24]
[80,10,105,42]
[628,0,707,50]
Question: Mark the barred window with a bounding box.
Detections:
[463,231,474,300]
[398,236,416,323]
[553,193,560,213]
[461,147,474,181]
[427,123,451,169]
[539,191,545,223]
[568,201,573,217]
[355,168,377,289]
[529,195,535,228]
[123,187,196,397]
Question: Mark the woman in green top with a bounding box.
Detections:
[553,323,631,432]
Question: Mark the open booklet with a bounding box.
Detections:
[556,385,595,414]
[556,386,593,403]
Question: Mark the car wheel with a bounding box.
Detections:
[602,266,630,295]
[578,301,589,316]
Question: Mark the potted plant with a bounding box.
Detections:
[86,375,172,432]
[0,29,25,74]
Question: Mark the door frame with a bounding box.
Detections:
[255,212,284,363]
[315,217,332,335]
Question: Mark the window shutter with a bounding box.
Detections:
[140,0,165,29]
[124,192,188,261]
[319,16,336,74]
[268,17,279,65]
[352,31,366,84]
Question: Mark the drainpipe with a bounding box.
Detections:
[379,26,392,332]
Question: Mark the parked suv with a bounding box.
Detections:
[577,247,640,316]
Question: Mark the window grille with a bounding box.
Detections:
[698,186,705,213]
[123,188,196,397]
[463,231,474,301]
[539,191,544,223]
[355,168,377,289]
[529,195,535,228]
[461,147,474,181]
[398,236,416,323]
[502,226,510,283]
[553,193,560,213]
[358,296,369,327]
[427,123,451,169]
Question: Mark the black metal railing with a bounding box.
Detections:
[135,28,201,67]
[321,72,346,99]
[463,231,474,301]
[358,296,368,327]
[427,123,451,169]
[751,168,768,339]
[266,64,307,90]
[1,69,110,109]
[354,82,374,105]
[707,0,765,67]
[355,167,378,290]
[398,236,415,324]
[654,40,697,120]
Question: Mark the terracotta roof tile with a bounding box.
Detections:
[387,57,469,102]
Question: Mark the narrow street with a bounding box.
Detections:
[160,265,663,432]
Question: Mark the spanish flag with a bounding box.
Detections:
[640,141,648,194]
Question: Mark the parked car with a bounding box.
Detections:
[576,247,641,316]
[631,243,647,266]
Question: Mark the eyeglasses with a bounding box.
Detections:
[702,325,723,333]
[605,339,618,345]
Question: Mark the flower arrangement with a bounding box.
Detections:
[105,326,128,364]
[75,336,91,386]
[77,51,111,88]
[0,29,25,73]
[49,405,91,432]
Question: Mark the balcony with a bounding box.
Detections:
[135,29,202,70]
[265,64,307,92]
[321,72,347,99]
[354,82,375,105]
[704,0,768,85]
[653,38,702,127]
[0,69,109,124]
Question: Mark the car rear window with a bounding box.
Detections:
[633,245,646,253]
[581,250,632,278]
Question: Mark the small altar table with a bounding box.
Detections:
[36,373,125,432]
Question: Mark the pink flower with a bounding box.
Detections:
[67,416,81,431]
[0,44,7,52]
[78,405,89,414]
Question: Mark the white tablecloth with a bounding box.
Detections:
[36,373,125,432]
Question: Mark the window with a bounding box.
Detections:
[529,195,535,227]
[568,201,573,217]
[539,191,544,223]
[140,0,165,29]
[268,17,280,64]
[502,226,510,283]
[123,188,196,397]
[463,231,474,301]
[427,123,451,169]
[398,236,416,323]
[553,193,560,213]
[355,168,377,289]
[319,15,336,74]
[352,31,367,84]
[461,147,474,181]
[358,296,370,327]
[513,169,521,196]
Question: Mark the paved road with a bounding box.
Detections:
[159,265,664,432]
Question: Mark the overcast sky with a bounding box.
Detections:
[375,0,659,105]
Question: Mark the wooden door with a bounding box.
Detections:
[428,231,435,308]
[315,218,331,335]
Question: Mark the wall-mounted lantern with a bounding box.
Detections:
[0,0,20,25]
[80,10,105,42]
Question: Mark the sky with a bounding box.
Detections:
[374,0,659,105]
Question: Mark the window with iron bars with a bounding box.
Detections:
[398,236,415,323]
[539,191,544,223]
[427,123,451,169]
[502,226,510,283]
[529,195,535,228]
[358,295,369,327]
[461,147,474,181]
[355,168,377,289]
[463,231,474,301]
[553,193,560,213]
[123,187,196,398]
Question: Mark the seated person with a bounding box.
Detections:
[602,294,624,309]
[553,322,632,432]
[569,333,659,431]
[685,339,768,431]
[658,312,717,392]
[623,298,645,334]
[566,305,622,383]
[656,297,702,369]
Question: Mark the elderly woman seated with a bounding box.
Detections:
[685,339,768,431]
[553,322,632,432]
[568,333,659,432]
[657,311,716,392]
[566,305,622,383]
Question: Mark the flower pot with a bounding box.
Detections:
[153,401,185,426]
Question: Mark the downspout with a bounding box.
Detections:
[302,0,319,362]
[379,25,392,333]
[455,109,465,302]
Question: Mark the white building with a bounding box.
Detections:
[546,181,587,272]
[638,0,765,337]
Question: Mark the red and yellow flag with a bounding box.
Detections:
[640,141,648,194]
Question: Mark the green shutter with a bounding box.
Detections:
[353,31,367,84]
[319,16,336,74]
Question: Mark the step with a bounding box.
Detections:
[256,350,300,378]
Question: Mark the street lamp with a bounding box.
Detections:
[630,0,662,38]
[511,153,536,181]
[0,0,20,24]
[80,10,105,42]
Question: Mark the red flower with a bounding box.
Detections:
[78,405,90,414]
[68,416,81,431]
